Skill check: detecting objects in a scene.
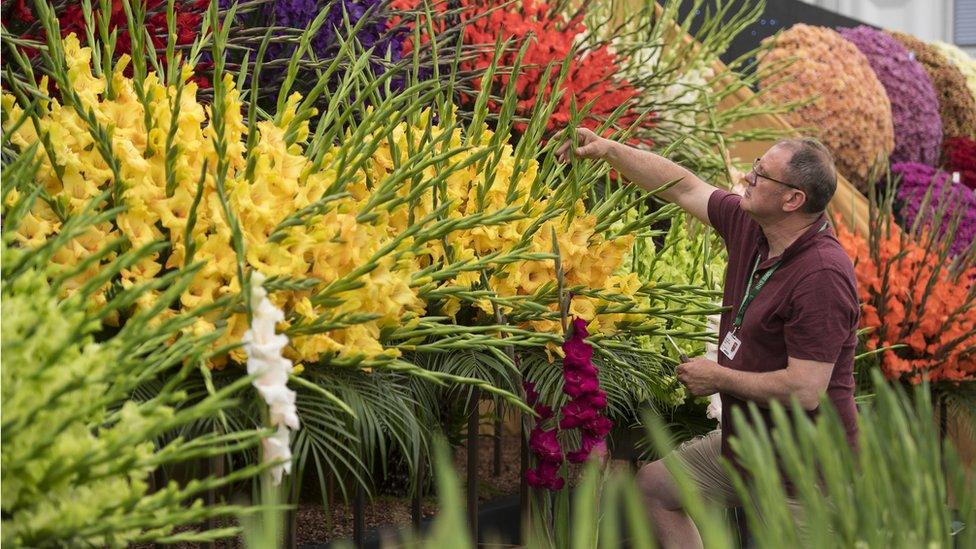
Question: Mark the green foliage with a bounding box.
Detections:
[0,160,268,547]
[404,371,974,548]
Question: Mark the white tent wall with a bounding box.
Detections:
[800,0,974,55]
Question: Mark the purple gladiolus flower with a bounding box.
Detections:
[256,0,406,93]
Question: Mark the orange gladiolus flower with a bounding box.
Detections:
[836,219,976,384]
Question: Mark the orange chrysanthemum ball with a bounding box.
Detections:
[888,31,976,139]
[759,24,894,192]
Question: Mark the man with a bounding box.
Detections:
[557,128,860,548]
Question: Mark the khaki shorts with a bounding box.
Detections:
[672,430,806,526]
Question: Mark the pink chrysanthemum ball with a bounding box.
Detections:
[760,24,895,192]
[839,26,942,166]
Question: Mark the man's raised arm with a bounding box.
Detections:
[556,128,717,226]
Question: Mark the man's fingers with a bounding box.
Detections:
[575,143,599,158]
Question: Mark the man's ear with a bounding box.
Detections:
[782,190,807,213]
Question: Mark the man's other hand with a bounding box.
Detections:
[676,357,724,397]
[556,127,611,162]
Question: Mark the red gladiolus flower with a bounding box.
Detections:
[390,0,654,137]
[9,0,206,74]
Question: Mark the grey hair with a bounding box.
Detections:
[776,138,837,214]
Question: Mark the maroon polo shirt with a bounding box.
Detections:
[707,189,860,467]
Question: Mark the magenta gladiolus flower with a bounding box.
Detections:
[535,403,554,421]
[583,416,614,439]
[526,463,565,490]
[563,371,600,398]
[523,316,613,489]
[560,316,613,464]
[584,390,608,409]
[529,427,563,462]
[567,436,606,463]
[559,400,600,429]
[563,338,594,366]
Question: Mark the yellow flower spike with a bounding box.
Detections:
[120,256,163,287]
[569,296,597,321]
[11,34,618,363]
[14,210,61,248]
[441,297,462,319]
[181,275,223,309]
[62,34,105,107]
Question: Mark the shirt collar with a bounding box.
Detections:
[756,214,830,268]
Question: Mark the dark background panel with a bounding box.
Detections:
[674,0,872,66]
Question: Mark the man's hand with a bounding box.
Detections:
[676,357,725,397]
[555,127,612,162]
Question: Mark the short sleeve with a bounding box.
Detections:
[707,189,752,244]
[784,269,860,363]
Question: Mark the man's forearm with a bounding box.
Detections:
[604,141,704,196]
[714,367,819,411]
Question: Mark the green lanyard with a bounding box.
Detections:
[732,221,829,333]
[732,254,781,333]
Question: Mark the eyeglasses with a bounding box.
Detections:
[747,158,804,192]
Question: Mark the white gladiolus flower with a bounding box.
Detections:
[704,314,722,424]
[262,425,293,485]
[243,272,300,484]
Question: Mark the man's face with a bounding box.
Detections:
[738,145,804,218]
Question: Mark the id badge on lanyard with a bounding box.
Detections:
[723,221,826,361]
[725,252,783,361]
[720,330,742,360]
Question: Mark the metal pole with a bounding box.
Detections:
[353,485,365,548]
[493,401,503,476]
[205,451,224,549]
[287,474,299,548]
[411,454,424,528]
[519,413,529,544]
[466,388,481,541]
